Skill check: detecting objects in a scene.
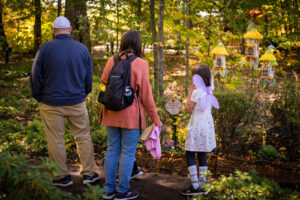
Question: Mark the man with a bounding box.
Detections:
[30,16,99,187]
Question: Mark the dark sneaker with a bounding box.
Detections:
[181,185,207,196]
[83,173,100,184]
[131,168,144,179]
[102,190,116,200]
[52,175,73,187]
[115,190,139,200]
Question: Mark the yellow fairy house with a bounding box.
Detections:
[211,41,229,77]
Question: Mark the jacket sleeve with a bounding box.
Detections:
[30,49,43,102]
[139,61,161,126]
[85,52,93,95]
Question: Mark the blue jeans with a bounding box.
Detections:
[104,126,140,193]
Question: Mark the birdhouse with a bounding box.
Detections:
[211,41,229,77]
[243,22,263,64]
[260,45,277,83]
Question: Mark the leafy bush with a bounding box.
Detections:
[0,120,24,154]
[198,170,300,200]
[20,87,32,98]
[212,89,259,154]
[270,78,300,161]
[24,120,48,152]
[0,153,73,200]
[258,145,280,161]
[0,153,105,200]
[81,184,106,200]
[86,76,102,133]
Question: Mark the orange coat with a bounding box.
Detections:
[99,55,161,129]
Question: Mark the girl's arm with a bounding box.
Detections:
[185,85,196,114]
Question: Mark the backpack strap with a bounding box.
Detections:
[136,90,142,132]
[113,54,121,65]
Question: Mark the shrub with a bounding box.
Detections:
[86,77,102,133]
[24,120,48,152]
[257,145,280,161]
[0,153,105,200]
[270,78,300,161]
[0,120,24,154]
[212,89,258,154]
[0,153,74,200]
[198,170,300,200]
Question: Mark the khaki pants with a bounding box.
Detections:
[39,101,95,177]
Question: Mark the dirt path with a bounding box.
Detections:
[61,161,194,200]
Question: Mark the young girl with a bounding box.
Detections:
[181,64,219,196]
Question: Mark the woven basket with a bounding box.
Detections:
[136,149,300,185]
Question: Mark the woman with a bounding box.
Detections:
[100,30,161,200]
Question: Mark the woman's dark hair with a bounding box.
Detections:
[119,30,142,57]
[192,64,211,87]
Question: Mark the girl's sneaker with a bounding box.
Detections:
[115,190,139,200]
[181,185,207,196]
[131,168,144,179]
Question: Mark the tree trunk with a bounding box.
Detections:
[158,0,165,95]
[264,14,269,36]
[150,0,159,97]
[65,0,91,52]
[57,0,62,16]
[185,0,190,96]
[137,0,142,25]
[0,1,9,63]
[34,0,42,53]
[116,0,119,53]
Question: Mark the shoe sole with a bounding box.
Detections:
[115,194,139,200]
[181,191,207,196]
[52,181,73,187]
[131,171,144,179]
[102,194,115,200]
[83,176,100,184]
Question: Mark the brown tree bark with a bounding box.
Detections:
[0,0,9,63]
[57,0,62,16]
[34,0,42,53]
[116,0,119,53]
[65,0,91,52]
[185,0,190,96]
[150,0,159,97]
[158,0,165,95]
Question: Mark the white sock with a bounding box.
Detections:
[199,166,208,186]
[188,165,199,189]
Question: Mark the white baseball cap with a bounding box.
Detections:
[53,16,71,28]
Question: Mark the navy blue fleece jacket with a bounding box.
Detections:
[30,34,93,106]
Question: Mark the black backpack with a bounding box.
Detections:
[98,54,137,111]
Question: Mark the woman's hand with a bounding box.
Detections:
[188,84,195,97]
[185,84,196,114]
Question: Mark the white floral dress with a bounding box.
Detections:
[185,89,217,152]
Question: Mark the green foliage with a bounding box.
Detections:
[270,78,300,160]
[0,152,74,200]
[24,120,48,152]
[81,184,106,200]
[64,128,76,152]
[0,153,106,200]
[0,120,25,154]
[213,89,259,154]
[198,170,300,200]
[258,145,280,161]
[86,76,102,133]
